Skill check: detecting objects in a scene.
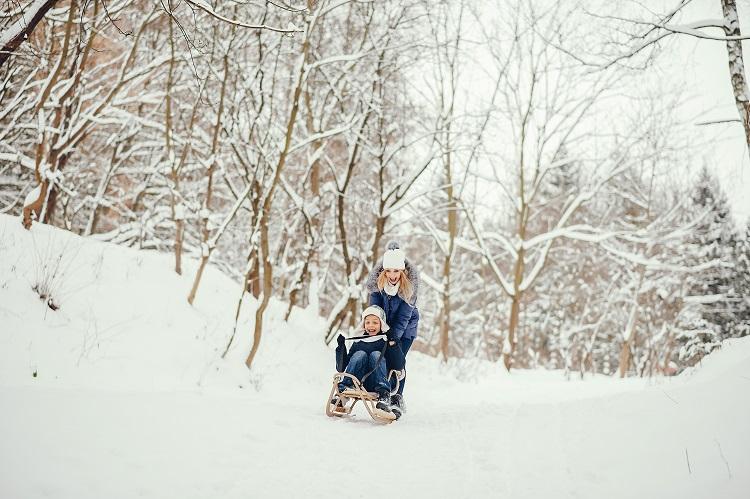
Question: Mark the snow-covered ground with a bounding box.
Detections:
[1,214,748,499]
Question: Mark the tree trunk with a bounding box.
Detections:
[187,38,231,305]
[0,0,58,69]
[440,134,457,362]
[22,182,48,229]
[165,16,182,275]
[284,214,315,320]
[285,63,324,317]
[504,216,527,370]
[248,252,261,297]
[245,4,314,369]
[618,269,644,377]
[28,2,77,229]
[245,210,272,369]
[618,340,632,378]
[221,249,257,358]
[42,186,59,224]
[721,0,750,160]
[248,180,262,298]
[504,285,522,371]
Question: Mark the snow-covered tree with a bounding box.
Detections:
[675,167,738,365]
[584,0,750,163]
[733,220,750,337]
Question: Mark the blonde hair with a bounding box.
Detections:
[377,269,413,303]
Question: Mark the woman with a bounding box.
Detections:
[366,241,420,419]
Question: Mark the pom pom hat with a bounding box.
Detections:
[382,248,406,270]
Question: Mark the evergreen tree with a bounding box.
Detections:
[730,220,750,338]
[676,167,738,365]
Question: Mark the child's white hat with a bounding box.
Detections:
[360,305,390,333]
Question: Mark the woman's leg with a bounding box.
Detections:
[397,337,414,396]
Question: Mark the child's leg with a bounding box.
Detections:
[339,350,367,391]
[366,350,390,395]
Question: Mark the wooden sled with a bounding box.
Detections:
[325,370,405,424]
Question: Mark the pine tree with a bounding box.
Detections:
[730,220,750,338]
[676,167,738,365]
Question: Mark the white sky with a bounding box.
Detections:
[402,1,750,231]
[666,0,750,225]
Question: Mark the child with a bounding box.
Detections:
[332,305,393,413]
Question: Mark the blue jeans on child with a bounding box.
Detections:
[339,350,390,395]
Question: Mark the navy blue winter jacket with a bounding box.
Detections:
[349,337,387,355]
[366,258,420,340]
[369,291,414,341]
[335,334,405,372]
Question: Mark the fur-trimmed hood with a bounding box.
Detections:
[366,243,420,306]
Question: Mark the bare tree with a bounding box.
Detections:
[243,0,320,370]
[462,1,644,370]
[585,0,750,161]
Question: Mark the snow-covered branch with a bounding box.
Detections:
[181,0,303,34]
[0,0,57,69]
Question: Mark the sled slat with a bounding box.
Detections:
[342,388,378,400]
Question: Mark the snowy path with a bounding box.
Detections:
[1,216,748,498]
[3,356,748,499]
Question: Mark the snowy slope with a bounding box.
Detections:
[1,214,748,499]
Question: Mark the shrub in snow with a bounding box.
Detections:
[677,317,721,366]
[29,234,81,312]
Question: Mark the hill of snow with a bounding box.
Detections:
[1,214,748,499]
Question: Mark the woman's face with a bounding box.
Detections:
[385,268,401,285]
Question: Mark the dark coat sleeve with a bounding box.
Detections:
[388,297,414,341]
[369,291,384,308]
[405,306,420,337]
[335,334,349,372]
[385,341,406,371]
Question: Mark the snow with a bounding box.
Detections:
[185,0,212,14]
[22,184,41,207]
[0,0,48,48]
[0,214,748,498]
[173,203,186,221]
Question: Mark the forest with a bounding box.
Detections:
[3,0,750,377]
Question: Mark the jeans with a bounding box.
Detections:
[339,350,390,395]
[394,337,414,396]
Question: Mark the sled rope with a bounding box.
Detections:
[344,333,387,342]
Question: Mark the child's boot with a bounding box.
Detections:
[390,394,405,419]
[376,391,392,413]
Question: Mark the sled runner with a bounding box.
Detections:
[325,370,404,424]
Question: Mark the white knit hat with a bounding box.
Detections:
[359,305,390,333]
[382,248,406,270]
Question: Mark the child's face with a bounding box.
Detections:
[363,315,381,335]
